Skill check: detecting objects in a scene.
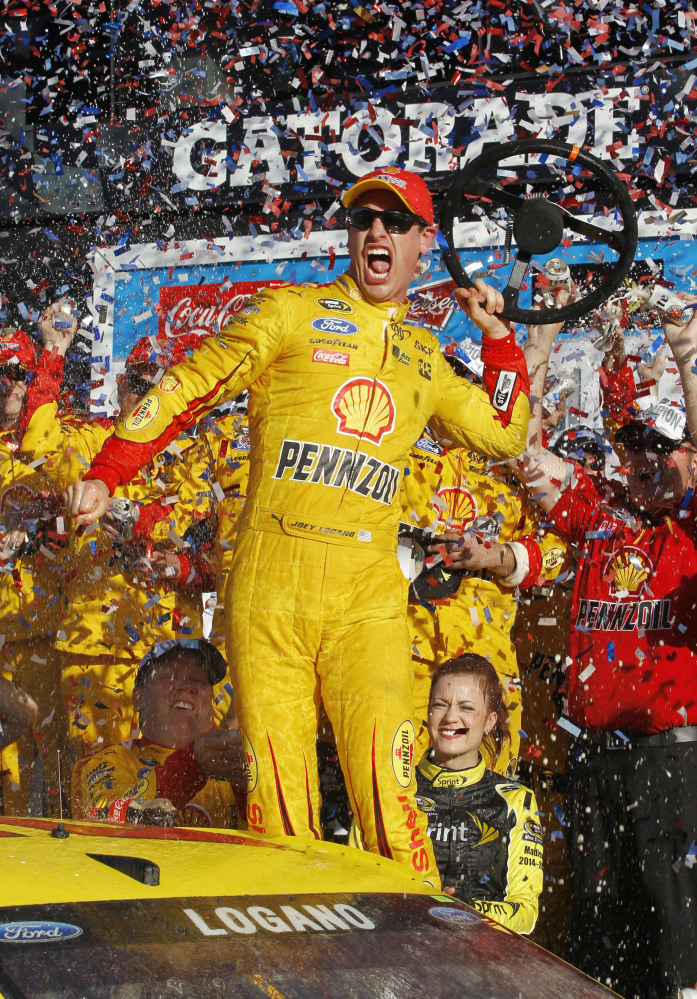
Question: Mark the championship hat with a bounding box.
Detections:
[614,403,692,454]
[341,167,435,225]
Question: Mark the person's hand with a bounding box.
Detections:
[528,281,577,347]
[0,529,27,559]
[64,480,111,526]
[452,279,512,340]
[125,797,177,827]
[38,300,78,356]
[637,351,667,387]
[193,728,245,782]
[660,293,697,363]
[427,530,513,577]
[140,549,183,581]
[0,678,38,749]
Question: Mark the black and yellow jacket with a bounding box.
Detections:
[415,752,543,934]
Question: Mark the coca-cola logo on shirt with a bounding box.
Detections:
[158,280,283,339]
[312,348,350,366]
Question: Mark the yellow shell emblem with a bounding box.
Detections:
[608,547,652,595]
[436,486,476,530]
[331,377,396,445]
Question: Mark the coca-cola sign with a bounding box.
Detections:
[158,280,284,338]
[313,348,350,366]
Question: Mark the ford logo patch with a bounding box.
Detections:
[428,907,480,925]
[311,318,358,336]
[0,921,83,943]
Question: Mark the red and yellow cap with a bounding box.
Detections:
[0,328,36,370]
[341,167,435,225]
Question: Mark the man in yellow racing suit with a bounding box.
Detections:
[401,430,568,776]
[68,167,530,885]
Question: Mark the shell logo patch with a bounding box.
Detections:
[436,486,477,530]
[331,377,396,445]
[158,375,181,393]
[606,547,653,596]
[391,719,415,788]
[124,393,160,433]
[0,483,35,513]
[240,727,258,793]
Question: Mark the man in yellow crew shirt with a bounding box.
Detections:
[73,638,243,828]
[66,167,530,886]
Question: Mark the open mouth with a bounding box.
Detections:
[366,247,391,279]
[438,727,469,739]
[172,700,195,711]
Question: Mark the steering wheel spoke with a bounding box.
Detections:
[439,139,638,325]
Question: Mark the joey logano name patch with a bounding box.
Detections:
[273,439,400,506]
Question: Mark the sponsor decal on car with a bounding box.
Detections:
[0,922,83,943]
[310,317,359,336]
[428,907,481,925]
[184,902,375,937]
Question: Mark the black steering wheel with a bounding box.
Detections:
[439,138,638,325]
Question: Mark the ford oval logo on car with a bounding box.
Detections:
[0,921,83,943]
[311,318,359,336]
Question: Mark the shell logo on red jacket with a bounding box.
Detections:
[606,547,652,596]
[331,378,395,445]
[435,486,477,530]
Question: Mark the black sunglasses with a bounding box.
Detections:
[126,372,155,397]
[348,207,428,234]
[0,365,28,382]
[619,428,687,455]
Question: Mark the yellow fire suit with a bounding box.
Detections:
[72,737,235,828]
[195,412,250,652]
[0,409,69,816]
[83,273,530,884]
[401,433,568,776]
[22,405,211,759]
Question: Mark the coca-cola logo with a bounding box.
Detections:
[313,348,350,367]
[158,281,283,339]
[163,294,249,337]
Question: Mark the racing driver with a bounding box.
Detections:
[66,167,530,886]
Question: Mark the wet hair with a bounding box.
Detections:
[429,654,511,767]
